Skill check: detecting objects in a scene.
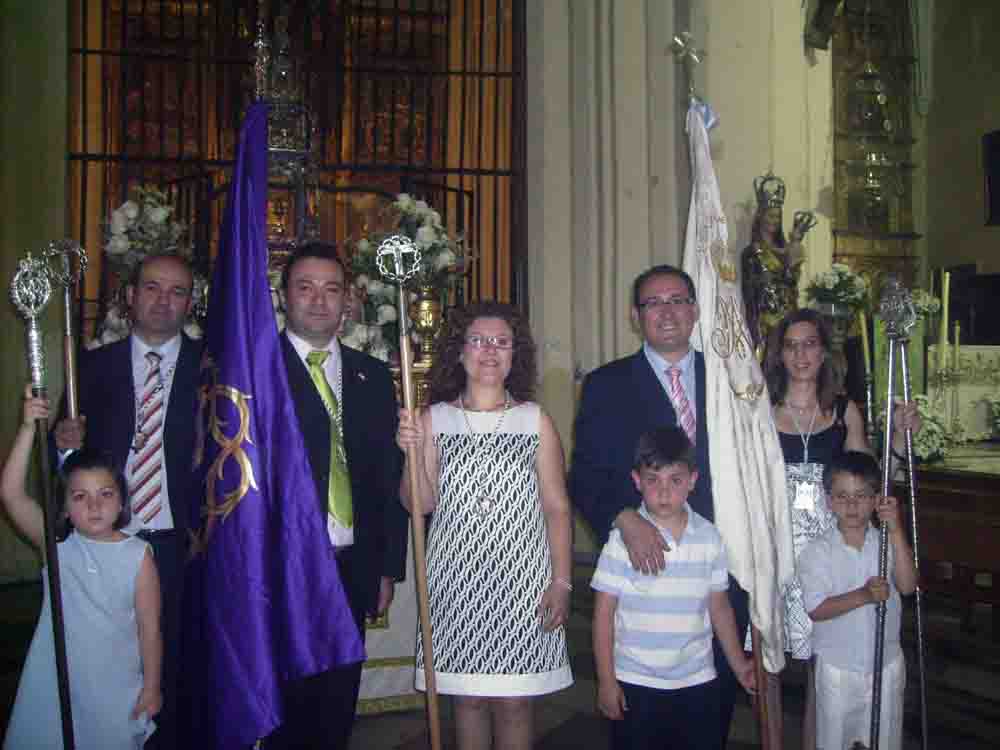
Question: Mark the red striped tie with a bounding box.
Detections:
[130,351,164,524]
[667,367,696,446]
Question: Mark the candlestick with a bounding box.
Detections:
[938,270,950,373]
[858,309,871,376]
[953,321,961,372]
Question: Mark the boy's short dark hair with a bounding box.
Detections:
[823,450,880,493]
[633,426,695,473]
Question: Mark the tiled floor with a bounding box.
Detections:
[350,562,1000,749]
[2,561,999,749]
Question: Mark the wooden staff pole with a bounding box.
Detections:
[395,285,442,750]
[750,626,781,750]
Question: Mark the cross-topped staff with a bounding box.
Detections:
[10,253,76,750]
[862,277,928,750]
[44,240,88,420]
[377,234,441,750]
[671,31,705,98]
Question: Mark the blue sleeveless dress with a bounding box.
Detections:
[4,533,154,749]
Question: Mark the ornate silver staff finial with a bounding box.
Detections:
[376,234,422,285]
[43,240,89,288]
[10,253,54,392]
[877,275,917,339]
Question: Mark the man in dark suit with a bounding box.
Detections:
[54,253,202,749]
[266,242,407,750]
[570,263,750,748]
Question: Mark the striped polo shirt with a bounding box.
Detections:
[591,504,729,689]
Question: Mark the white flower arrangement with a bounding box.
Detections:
[909,394,951,462]
[805,263,869,310]
[345,193,467,361]
[103,187,189,275]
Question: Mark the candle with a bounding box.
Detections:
[858,309,871,376]
[954,321,961,372]
[938,270,950,372]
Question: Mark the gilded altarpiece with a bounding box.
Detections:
[831,0,920,289]
[69,0,522,335]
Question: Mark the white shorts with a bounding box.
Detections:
[815,653,905,750]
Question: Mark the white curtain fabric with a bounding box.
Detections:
[682,99,794,674]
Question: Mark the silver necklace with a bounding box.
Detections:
[316,356,345,451]
[132,358,177,452]
[788,402,820,464]
[458,391,510,517]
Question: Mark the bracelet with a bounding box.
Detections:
[552,577,573,592]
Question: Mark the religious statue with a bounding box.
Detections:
[741,171,816,360]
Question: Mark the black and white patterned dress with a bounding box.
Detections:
[780,397,849,659]
[414,401,573,697]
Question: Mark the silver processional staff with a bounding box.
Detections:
[10,253,76,750]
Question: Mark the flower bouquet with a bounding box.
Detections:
[804,263,869,313]
[345,193,466,361]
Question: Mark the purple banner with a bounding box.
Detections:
[183,102,365,749]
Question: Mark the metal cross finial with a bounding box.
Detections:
[877,275,917,339]
[10,253,54,393]
[376,234,422,285]
[671,31,705,96]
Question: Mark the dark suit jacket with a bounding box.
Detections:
[569,348,713,543]
[280,334,407,618]
[65,334,203,536]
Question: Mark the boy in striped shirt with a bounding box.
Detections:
[591,426,755,750]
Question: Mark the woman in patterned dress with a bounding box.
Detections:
[397,301,573,750]
[765,308,919,750]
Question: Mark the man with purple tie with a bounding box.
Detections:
[570,263,750,749]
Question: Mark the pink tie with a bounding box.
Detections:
[130,351,164,524]
[667,367,696,446]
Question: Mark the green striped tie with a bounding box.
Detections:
[306,350,353,529]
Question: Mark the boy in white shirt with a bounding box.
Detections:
[591,427,754,750]
[798,451,917,750]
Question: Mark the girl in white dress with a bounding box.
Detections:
[2,388,162,749]
[397,302,573,750]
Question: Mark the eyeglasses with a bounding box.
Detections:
[637,296,696,311]
[783,338,822,354]
[830,491,875,506]
[465,335,514,350]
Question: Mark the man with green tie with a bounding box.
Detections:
[267,242,408,750]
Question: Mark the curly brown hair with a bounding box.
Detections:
[425,301,537,405]
[764,308,840,412]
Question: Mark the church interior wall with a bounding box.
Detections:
[0,1,68,582]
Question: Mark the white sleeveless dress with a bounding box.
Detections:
[4,533,154,749]
[415,401,572,697]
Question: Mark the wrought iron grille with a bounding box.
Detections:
[68,0,525,336]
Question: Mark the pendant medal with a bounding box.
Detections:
[476,495,494,517]
[133,431,148,452]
